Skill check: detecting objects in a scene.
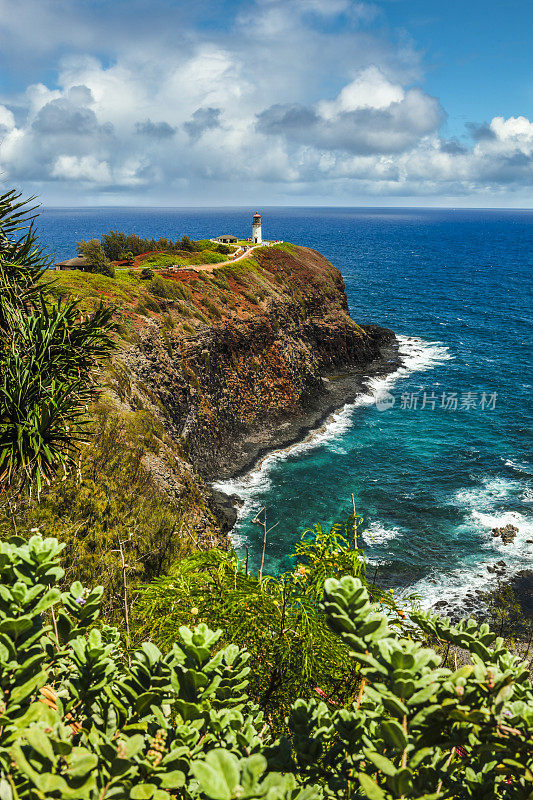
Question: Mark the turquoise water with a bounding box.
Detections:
[37,207,533,609]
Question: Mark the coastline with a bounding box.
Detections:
[208,331,400,532]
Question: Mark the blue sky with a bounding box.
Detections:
[383,0,533,134]
[0,0,531,206]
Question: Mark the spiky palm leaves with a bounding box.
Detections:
[0,188,116,491]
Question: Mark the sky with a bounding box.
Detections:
[0,0,532,207]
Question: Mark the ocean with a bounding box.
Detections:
[36,206,533,611]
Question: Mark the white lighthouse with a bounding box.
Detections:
[252,212,262,244]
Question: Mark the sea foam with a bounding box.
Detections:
[406,477,533,612]
[214,335,453,532]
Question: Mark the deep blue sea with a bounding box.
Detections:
[37,207,533,609]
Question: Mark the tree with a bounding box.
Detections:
[76,239,115,277]
[101,230,127,261]
[0,189,116,492]
[180,235,198,252]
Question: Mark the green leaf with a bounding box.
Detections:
[494,683,514,706]
[357,772,387,799]
[0,616,32,636]
[130,785,156,799]
[408,685,437,706]
[363,749,397,777]
[381,719,408,750]
[9,670,47,706]
[191,750,240,800]
[24,726,55,762]
[158,770,186,789]
[69,748,98,777]
[392,767,412,797]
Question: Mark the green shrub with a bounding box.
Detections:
[0,533,532,799]
[201,297,222,319]
[144,295,161,313]
[148,276,188,301]
[0,406,197,623]
[141,267,155,280]
[76,239,115,277]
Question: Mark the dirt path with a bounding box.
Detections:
[116,243,272,274]
[172,243,268,273]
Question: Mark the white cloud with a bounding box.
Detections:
[489,116,533,150]
[0,0,531,204]
[318,67,404,118]
[0,105,15,131]
[257,69,444,156]
[52,155,111,183]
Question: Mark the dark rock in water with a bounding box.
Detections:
[487,566,496,573]
[433,600,448,610]
[496,560,507,567]
[491,524,518,544]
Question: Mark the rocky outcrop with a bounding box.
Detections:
[73,244,398,541]
[118,245,398,485]
[491,524,519,544]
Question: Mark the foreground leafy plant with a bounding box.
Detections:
[134,522,381,729]
[0,533,531,799]
[0,189,116,491]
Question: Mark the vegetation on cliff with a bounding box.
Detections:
[76,230,233,273]
[3,190,531,798]
[0,404,222,623]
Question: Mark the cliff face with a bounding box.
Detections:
[54,244,397,538]
[120,245,396,479]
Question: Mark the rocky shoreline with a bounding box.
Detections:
[209,330,400,530]
[432,559,533,623]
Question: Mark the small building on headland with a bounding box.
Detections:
[54,255,90,271]
[214,235,238,244]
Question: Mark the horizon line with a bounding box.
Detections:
[39,204,533,212]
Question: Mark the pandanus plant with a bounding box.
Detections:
[0,189,115,492]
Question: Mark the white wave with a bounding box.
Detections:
[454,477,521,511]
[473,510,533,555]
[503,457,532,475]
[214,335,452,534]
[523,487,533,504]
[406,562,499,613]
[364,521,402,544]
[409,478,533,614]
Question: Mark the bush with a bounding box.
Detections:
[0,533,532,799]
[0,406,199,623]
[76,239,115,277]
[148,275,188,301]
[141,267,155,280]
